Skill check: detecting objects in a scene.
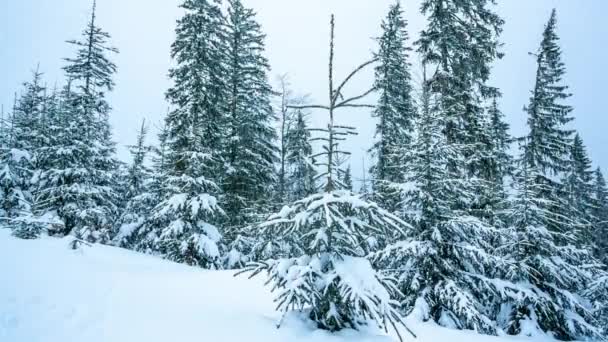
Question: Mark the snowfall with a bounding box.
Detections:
[0,230,561,342]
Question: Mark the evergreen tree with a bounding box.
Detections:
[477,96,513,227]
[222,0,278,229]
[503,142,602,339]
[523,10,574,239]
[585,273,608,337]
[376,0,509,333]
[0,70,49,239]
[342,165,353,192]
[31,82,75,237]
[416,0,504,219]
[591,168,608,263]
[241,16,414,340]
[166,0,227,167]
[376,76,509,334]
[562,134,595,246]
[284,108,316,202]
[0,72,46,236]
[275,74,292,205]
[35,0,120,244]
[114,120,155,247]
[370,2,416,213]
[132,0,227,267]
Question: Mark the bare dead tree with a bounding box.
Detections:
[289,15,377,192]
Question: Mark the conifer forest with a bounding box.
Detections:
[1,0,607,341]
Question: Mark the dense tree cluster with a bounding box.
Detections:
[2,0,607,340]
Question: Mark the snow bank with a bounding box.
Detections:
[0,230,557,342]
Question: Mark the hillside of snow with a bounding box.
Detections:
[0,230,557,342]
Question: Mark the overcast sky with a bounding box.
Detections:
[1,0,607,182]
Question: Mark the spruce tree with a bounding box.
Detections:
[36,0,120,244]
[591,168,608,263]
[132,0,226,267]
[502,10,605,338]
[523,9,574,240]
[375,0,509,333]
[416,0,503,218]
[562,134,595,246]
[114,120,155,247]
[376,74,509,334]
[0,72,46,236]
[370,2,416,213]
[241,16,415,340]
[503,142,602,339]
[223,0,278,229]
[342,165,353,192]
[284,108,316,203]
[478,96,513,227]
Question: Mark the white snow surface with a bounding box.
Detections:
[0,230,558,342]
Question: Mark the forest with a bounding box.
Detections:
[1,0,607,340]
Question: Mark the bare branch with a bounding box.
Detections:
[335,87,376,108]
[287,104,330,110]
[332,59,377,105]
[336,104,376,109]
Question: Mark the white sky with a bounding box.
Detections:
[1,0,607,182]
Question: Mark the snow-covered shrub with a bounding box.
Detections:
[240,191,415,340]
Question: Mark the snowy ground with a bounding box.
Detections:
[0,230,557,342]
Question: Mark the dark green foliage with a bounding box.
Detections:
[284,108,316,202]
[222,0,278,228]
[370,2,416,213]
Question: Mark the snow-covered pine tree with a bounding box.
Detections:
[222,0,278,229]
[40,0,120,244]
[342,165,353,192]
[523,9,575,240]
[591,168,608,263]
[275,74,293,205]
[584,272,608,337]
[131,0,226,268]
[375,0,510,333]
[370,1,416,214]
[471,95,514,229]
[284,107,316,203]
[503,141,603,339]
[240,16,414,340]
[562,134,595,247]
[113,120,156,247]
[31,81,76,237]
[1,71,46,237]
[375,71,510,334]
[416,0,503,220]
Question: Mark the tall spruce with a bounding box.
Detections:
[36,0,120,244]
[370,2,416,213]
[376,72,510,334]
[222,0,278,229]
[504,141,602,339]
[133,0,227,267]
[375,0,510,333]
[416,0,504,218]
[523,9,575,240]
[502,10,605,339]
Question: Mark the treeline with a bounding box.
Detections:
[1,0,607,340]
